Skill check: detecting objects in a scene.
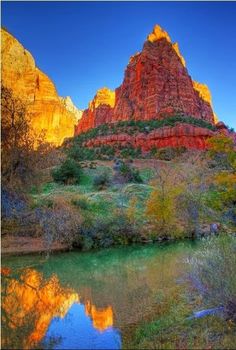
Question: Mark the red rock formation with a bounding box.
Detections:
[112,25,214,123]
[75,25,216,150]
[84,124,215,151]
[75,87,115,134]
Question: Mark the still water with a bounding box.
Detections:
[1,241,199,349]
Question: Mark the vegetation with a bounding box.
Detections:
[117,160,143,183]
[51,158,82,185]
[68,115,217,147]
[93,171,111,190]
[1,123,236,349]
[189,234,236,321]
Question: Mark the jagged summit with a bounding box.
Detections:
[89,87,115,111]
[147,24,171,43]
[75,24,218,150]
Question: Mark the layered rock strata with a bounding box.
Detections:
[84,124,215,151]
[75,24,217,150]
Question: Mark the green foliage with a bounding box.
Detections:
[67,144,97,161]
[208,135,236,170]
[118,161,143,183]
[93,172,111,190]
[70,116,216,146]
[63,115,217,161]
[120,146,142,159]
[189,234,236,321]
[155,147,187,161]
[74,211,141,250]
[51,158,82,185]
[71,197,89,210]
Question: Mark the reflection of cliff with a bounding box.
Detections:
[1,269,114,349]
[1,269,79,348]
[85,300,113,331]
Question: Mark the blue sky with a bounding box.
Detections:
[2,1,236,128]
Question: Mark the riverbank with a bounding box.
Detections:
[1,234,69,256]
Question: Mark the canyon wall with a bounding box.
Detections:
[1,28,81,146]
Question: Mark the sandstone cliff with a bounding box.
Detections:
[74,24,217,150]
[1,28,79,145]
[75,87,115,134]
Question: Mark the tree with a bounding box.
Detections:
[1,86,34,188]
[207,134,236,170]
[1,86,49,189]
[207,135,236,226]
[145,165,183,237]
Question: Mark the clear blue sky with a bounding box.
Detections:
[2,1,236,128]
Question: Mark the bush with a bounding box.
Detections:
[38,198,81,249]
[118,161,143,183]
[71,197,89,210]
[188,234,236,321]
[155,147,186,161]
[51,158,82,184]
[93,172,110,190]
[73,211,140,250]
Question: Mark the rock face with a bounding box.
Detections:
[59,96,83,121]
[75,87,115,134]
[75,25,216,150]
[1,28,79,145]
[84,124,215,151]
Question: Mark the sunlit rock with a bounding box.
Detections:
[1,28,77,146]
[75,24,216,150]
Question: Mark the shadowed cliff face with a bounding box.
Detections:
[75,25,216,149]
[1,28,81,146]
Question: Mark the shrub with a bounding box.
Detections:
[71,197,89,210]
[188,234,236,321]
[93,172,111,190]
[118,161,143,183]
[38,198,81,249]
[155,147,187,161]
[51,158,82,184]
[73,210,140,250]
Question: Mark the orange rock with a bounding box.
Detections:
[75,87,115,134]
[1,28,80,146]
[147,24,171,43]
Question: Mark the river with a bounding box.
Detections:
[1,240,200,349]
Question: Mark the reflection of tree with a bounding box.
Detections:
[1,269,79,349]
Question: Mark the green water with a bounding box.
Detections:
[1,241,200,349]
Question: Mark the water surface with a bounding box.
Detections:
[1,241,199,349]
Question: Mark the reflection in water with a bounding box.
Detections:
[2,242,199,349]
[85,301,113,332]
[1,269,116,349]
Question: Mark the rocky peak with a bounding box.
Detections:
[59,96,83,121]
[147,24,171,43]
[75,24,217,150]
[89,87,115,111]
